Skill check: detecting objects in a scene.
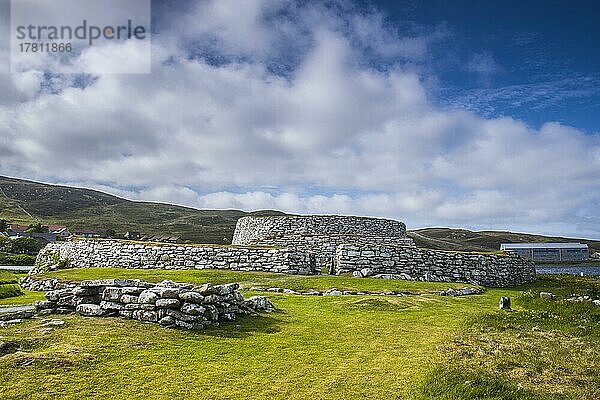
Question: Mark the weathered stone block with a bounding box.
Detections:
[174,319,194,330]
[201,294,221,304]
[57,295,76,307]
[100,301,124,310]
[76,304,106,317]
[102,287,123,301]
[539,292,557,301]
[73,287,98,296]
[34,300,56,310]
[218,283,239,295]
[121,287,145,295]
[164,309,202,323]
[156,298,181,309]
[181,303,206,315]
[157,288,180,299]
[136,310,158,322]
[45,289,72,301]
[75,295,100,306]
[138,290,159,304]
[119,310,134,319]
[158,315,175,326]
[179,291,204,304]
[120,295,139,304]
[243,296,275,313]
[193,283,217,295]
[79,279,117,287]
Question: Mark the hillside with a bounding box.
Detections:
[0,176,284,243]
[2,175,598,251]
[408,227,600,254]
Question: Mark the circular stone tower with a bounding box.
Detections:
[232,215,407,245]
[232,215,411,272]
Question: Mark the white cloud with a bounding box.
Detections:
[0,0,599,238]
[75,40,151,74]
[465,52,502,84]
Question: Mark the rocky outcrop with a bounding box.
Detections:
[0,309,35,328]
[30,278,275,330]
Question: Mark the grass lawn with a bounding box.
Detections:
[0,289,45,306]
[0,270,22,285]
[1,270,599,399]
[0,271,45,305]
[34,268,478,294]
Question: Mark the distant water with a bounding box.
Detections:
[536,265,600,276]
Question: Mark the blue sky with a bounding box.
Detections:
[369,0,600,132]
[0,0,599,238]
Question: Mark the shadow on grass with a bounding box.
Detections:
[199,310,288,339]
[0,283,23,299]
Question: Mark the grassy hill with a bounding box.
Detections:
[408,227,600,254]
[0,176,284,244]
[2,175,598,251]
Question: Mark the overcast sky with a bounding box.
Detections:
[0,0,599,238]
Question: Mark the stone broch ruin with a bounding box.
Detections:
[34,215,536,287]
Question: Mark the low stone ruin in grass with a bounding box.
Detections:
[27,278,275,331]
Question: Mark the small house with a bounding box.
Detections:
[8,224,29,234]
[45,225,72,238]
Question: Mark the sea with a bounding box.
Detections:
[536,265,600,276]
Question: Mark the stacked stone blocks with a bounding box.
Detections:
[335,243,536,287]
[32,215,536,287]
[29,278,274,330]
[232,216,414,270]
[34,239,312,275]
[232,215,408,244]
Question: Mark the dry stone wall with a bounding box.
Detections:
[30,214,536,288]
[28,278,275,330]
[255,234,415,270]
[34,239,314,275]
[232,216,410,271]
[335,243,536,287]
[254,234,415,250]
[232,215,407,244]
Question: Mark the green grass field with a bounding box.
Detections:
[35,268,478,294]
[0,271,43,305]
[1,270,599,399]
